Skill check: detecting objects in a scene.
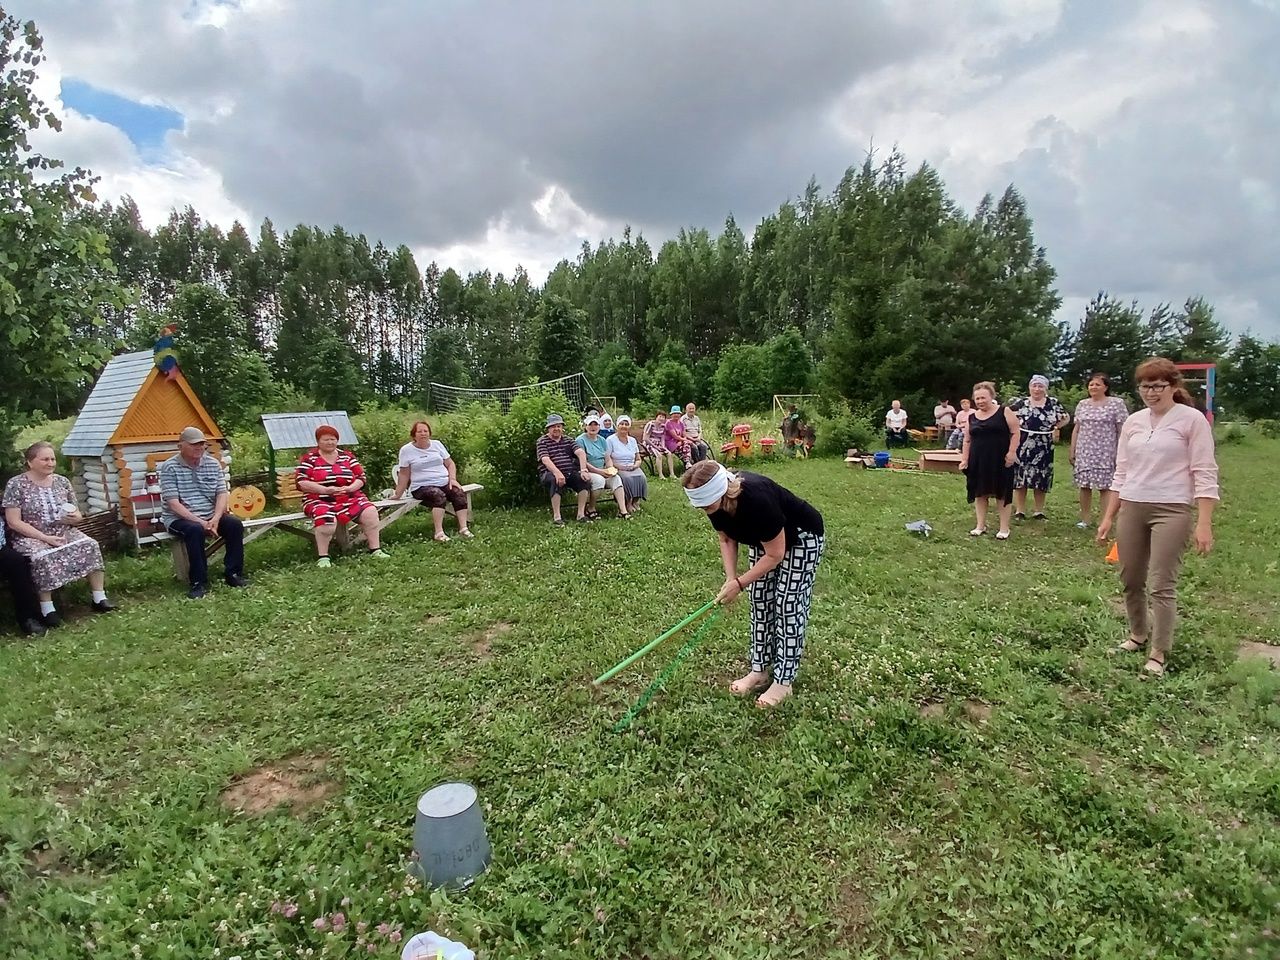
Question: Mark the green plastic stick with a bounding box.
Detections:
[593,597,717,685]
[613,608,722,732]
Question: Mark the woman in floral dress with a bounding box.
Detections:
[1070,373,1130,529]
[1011,375,1071,521]
[2,442,114,627]
[641,411,675,479]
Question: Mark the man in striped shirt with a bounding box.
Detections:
[160,426,249,599]
[535,414,591,526]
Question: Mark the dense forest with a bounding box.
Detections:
[3,9,1278,472]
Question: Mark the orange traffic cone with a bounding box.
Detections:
[1105,541,1119,564]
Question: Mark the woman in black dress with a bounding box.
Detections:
[681,460,825,709]
[960,381,1021,540]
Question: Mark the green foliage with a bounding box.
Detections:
[813,404,877,456]
[1254,419,1280,440]
[476,388,570,506]
[11,414,75,473]
[163,284,276,429]
[1056,293,1160,394]
[766,326,817,395]
[645,359,695,411]
[1220,334,1280,421]
[1219,422,1247,445]
[431,407,485,478]
[226,427,268,475]
[712,343,772,412]
[535,294,587,381]
[349,405,429,492]
[0,14,125,472]
[598,353,649,409]
[418,329,471,403]
[821,162,1060,412]
[4,447,1279,959]
[1173,296,1231,363]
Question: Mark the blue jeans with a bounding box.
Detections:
[168,516,244,586]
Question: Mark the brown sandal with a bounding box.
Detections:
[1114,638,1144,654]
[1141,656,1165,678]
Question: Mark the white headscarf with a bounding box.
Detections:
[1029,374,1050,390]
[684,465,733,508]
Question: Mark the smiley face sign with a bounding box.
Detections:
[228,484,266,519]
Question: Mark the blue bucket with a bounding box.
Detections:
[873,451,891,468]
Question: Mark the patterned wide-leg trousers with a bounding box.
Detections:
[746,531,825,684]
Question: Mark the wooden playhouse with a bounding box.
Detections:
[61,351,227,540]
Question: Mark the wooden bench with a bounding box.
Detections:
[167,484,484,579]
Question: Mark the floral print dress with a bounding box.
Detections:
[1012,397,1067,492]
[1072,397,1129,489]
[2,474,104,592]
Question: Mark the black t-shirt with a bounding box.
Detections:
[708,472,824,549]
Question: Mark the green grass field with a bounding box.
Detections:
[2,440,1278,959]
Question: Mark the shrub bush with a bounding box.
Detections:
[227,429,268,475]
[713,344,772,412]
[1219,422,1247,445]
[476,388,571,506]
[351,405,429,491]
[646,360,695,411]
[1253,418,1280,439]
[433,404,492,479]
[813,404,877,457]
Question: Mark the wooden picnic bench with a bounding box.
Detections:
[166,483,483,580]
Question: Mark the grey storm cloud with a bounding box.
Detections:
[16,0,1280,336]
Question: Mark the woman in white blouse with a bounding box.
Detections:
[605,416,648,514]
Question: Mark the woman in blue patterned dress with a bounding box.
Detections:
[1011,375,1071,521]
[1069,373,1129,529]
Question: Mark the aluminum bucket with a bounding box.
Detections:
[412,781,491,888]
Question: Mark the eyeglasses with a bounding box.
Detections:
[1137,382,1170,393]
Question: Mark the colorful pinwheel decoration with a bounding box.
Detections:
[154,324,179,379]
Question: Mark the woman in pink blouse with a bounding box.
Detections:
[1097,358,1219,677]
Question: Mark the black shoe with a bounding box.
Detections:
[552,518,565,527]
[1032,512,1047,521]
[224,573,250,588]
[187,583,208,600]
[20,618,47,636]
[91,599,117,613]
[42,610,63,628]
[1014,512,1026,522]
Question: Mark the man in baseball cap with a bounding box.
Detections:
[535,414,591,526]
[159,426,249,598]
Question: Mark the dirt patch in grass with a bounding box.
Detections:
[833,878,872,946]
[919,702,945,719]
[962,700,993,724]
[1237,641,1280,667]
[420,613,448,626]
[219,754,339,817]
[465,621,513,659]
[1077,749,1105,775]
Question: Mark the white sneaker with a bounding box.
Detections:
[1076,520,1089,529]
[970,528,986,537]
[995,530,1011,540]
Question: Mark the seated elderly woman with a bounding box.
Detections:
[296,425,390,566]
[577,414,629,519]
[606,416,648,514]
[393,420,473,542]
[2,441,115,626]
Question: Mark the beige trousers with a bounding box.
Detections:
[1116,501,1193,655]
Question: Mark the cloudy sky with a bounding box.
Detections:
[16,0,1280,339]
